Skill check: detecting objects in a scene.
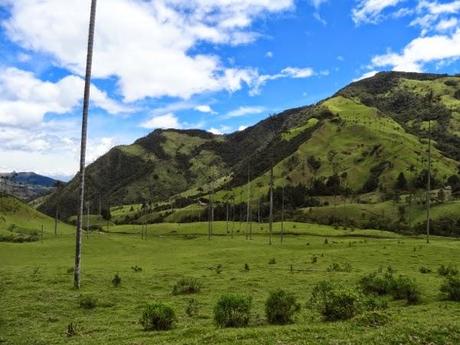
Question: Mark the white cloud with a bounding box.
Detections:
[250,66,315,95]
[352,0,404,24]
[225,106,265,118]
[141,113,183,129]
[0,67,128,127]
[353,70,379,82]
[309,0,328,9]
[194,105,214,113]
[371,29,460,72]
[436,17,459,31]
[2,0,294,101]
[238,125,248,131]
[266,51,273,58]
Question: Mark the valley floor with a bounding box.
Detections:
[1,222,460,344]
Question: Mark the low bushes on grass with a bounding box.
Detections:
[172,277,201,295]
[438,264,458,277]
[359,268,421,305]
[440,277,460,301]
[112,273,121,287]
[214,294,252,328]
[309,281,362,321]
[419,266,432,274]
[265,289,301,325]
[185,298,199,317]
[79,295,97,309]
[354,310,390,327]
[140,303,176,331]
[327,262,352,272]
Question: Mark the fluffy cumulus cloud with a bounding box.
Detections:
[141,113,183,129]
[371,29,460,72]
[1,0,295,101]
[356,0,460,74]
[0,67,127,127]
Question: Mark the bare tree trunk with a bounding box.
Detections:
[74,0,97,290]
[54,207,58,237]
[231,201,235,239]
[269,165,273,245]
[426,119,432,244]
[86,201,90,239]
[226,202,229,235]
[258,198,261,223]
[281,183,284,244]
[246,163,251,240]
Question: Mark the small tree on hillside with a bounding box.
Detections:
[395,172,408,190]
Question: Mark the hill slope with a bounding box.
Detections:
[40,72,460,221]
[0,172,61,201]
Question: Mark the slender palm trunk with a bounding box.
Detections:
[74,0,97,290]
[426,120,432,244]
[246,163,251,240]
[269,165,273,245]
[281,184,284,244]
[54,207,58,237]
[226,202,229,235]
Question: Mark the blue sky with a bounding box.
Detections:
[0,0,459,179]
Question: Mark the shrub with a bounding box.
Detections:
[244,263,250,271]
[131,265,142,272]
[309,281,362,321]
[268,258,276,265]
[214,294,252,328]
[438,264,458,277]
[265,290,301,325]
[360,269,421,305]
[440,277,460,301]
[390,275,421,305]
[419,266,432,274]
[140,303,176,331]
[112,273,122,287]
[185,298,199,317]
[66,322,78,337]
[172,277,201,295]
[216,264,223,274]
[359,271,393,295]
[79,295,97,309]
[327,262,352,272]
[354,310,390,327]
[362,296,388,311]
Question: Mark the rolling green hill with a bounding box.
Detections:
[40,72,460,231]
[0,195,74,241]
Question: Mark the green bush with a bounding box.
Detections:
[359,271,393,295]
[360,270,421,305]
[185,298,199,317]
[438,264,458,277]
[172,277,201,295]
[79,295,97,309]
[440,277,460,301]
[354,310,390,327]
[112,273,121,287]
[390,275,421,305]
[419,266,432,274]
[214,294,252,328]
[268,258,276,265]
[265,290,301,325]
[310,281,362,321]
[327,262,352,272]
[140,303,176,331]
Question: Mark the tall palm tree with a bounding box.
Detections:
[74,0,98,289]
[426,119,432,244]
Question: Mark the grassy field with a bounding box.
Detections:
[1,221,460,344]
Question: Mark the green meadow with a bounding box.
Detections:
[1,220,460,345]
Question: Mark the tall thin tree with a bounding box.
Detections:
[246,162,252,240]
[280,181,285,244]
[269,164,273,246]
[426,119,432,244]
[74,0,97,289]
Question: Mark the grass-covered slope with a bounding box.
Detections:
[1,223,460,344]
[0,195,73,241]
